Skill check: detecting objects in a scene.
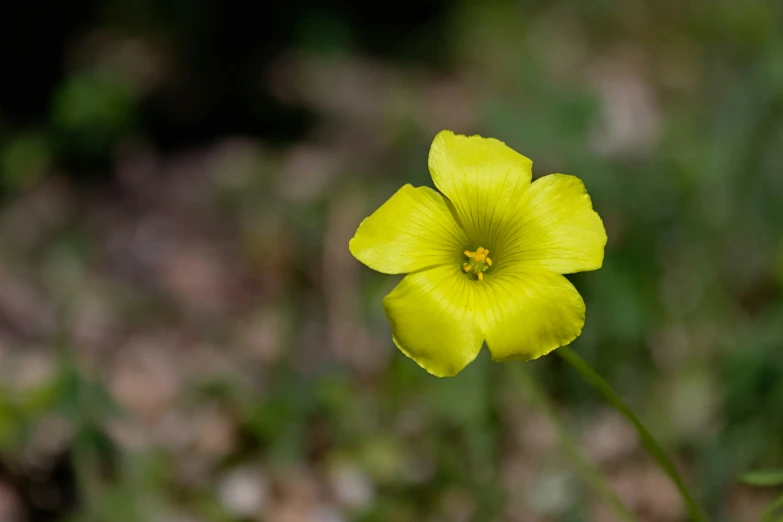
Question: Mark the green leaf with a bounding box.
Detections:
[557,347,709,522]
[740,470,783,487]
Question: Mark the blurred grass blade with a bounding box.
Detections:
[557,347,708,522]
[510,364,639,522]
[740,470,783,487]
[762,493,783,522]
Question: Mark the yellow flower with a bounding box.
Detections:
[349,131,607,377]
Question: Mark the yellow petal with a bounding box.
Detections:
[428,130,533,246]
[480,268,586,361]
[383,265,483,377]
[349,184,468,274]
[499,174,607,274]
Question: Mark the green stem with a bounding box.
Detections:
[510,364,639,522]
[761,493,783,522]
[557,346,709,522]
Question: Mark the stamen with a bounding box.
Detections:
[463,246,492,281]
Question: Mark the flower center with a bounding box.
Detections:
[463,247,492,281]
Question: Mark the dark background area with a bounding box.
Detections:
[0,0,452,151]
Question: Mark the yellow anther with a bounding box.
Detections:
[464,248,490,261]
[463,246,492,281]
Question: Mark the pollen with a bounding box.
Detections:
[463,247,492,281]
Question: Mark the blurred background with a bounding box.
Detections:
[0,0,782,520]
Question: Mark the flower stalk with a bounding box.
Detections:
[558,346,709,522]
[510,363,639,522]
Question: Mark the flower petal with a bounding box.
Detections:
[349,184,468,274]
[428,130,533,246]
[383,265,483,377]
[499,174,607,273]
[481,269,585,361]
